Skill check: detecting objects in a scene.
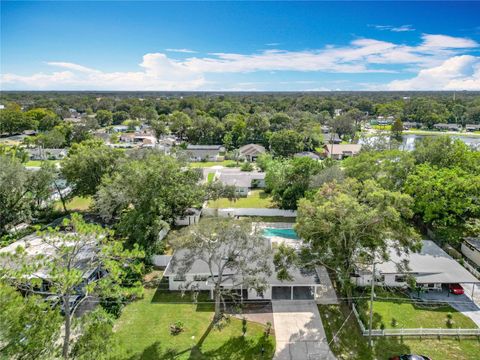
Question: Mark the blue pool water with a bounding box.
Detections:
[263,228,299,240]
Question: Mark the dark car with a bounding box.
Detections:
[389,355,431,360]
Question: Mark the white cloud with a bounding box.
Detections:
[387,55,480,90]
[164,48,197,53]
[372,24,415,32]
[1,33,479,90]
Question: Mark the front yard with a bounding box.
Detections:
[358,290,477,329]
[319,304,480,360]
[112,286,275,359]
[54,196,93,212]
[208,190,274,209]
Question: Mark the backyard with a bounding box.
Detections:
[208,189,274,209]
[54,196,93,212]
[319,304,480,360]
[112,284,275,359]
[189,160,237,168]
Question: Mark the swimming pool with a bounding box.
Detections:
[263,228,299,240]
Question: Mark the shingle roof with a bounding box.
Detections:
[238,144,266,156]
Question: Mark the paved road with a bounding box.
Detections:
[272,301,336,360]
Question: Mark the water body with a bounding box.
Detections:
[263,228,299,240]
[360,134,480,151]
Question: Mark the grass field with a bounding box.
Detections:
[112,287,275,360]
[364,298,478,329]
[190,160,237,168]
[54,196,93,212]
[207,190,274,208]
[319,304,480,360]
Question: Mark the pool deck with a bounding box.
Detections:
[256,222,302,248]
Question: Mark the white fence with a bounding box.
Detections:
[203,207,297,218]
[351,304,480,337]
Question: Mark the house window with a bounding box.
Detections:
[193,275,208,282]
[394,275,406,283]
[173,275,186,282]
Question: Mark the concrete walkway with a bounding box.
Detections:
[272,301,336,360]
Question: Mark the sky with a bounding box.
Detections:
[1,1,480,91]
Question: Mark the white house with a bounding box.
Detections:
[352,240,479,291]
[186,145,225,162]
[214,168,266,196]
[462,238,480,267]
[27,148,67,160]
[163,236,323,301]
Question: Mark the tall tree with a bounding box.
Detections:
[391,118,404,141]
[269,129,303,158]
[61,139,125,197]
[296,179,419,301]
[0,282,62,359]
[171,218,272,321]
[94,153,204,252]
[0,214,144,359]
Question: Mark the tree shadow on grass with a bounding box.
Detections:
[125,341,178,360]
[189,335,274,360]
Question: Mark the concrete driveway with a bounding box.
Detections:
[272,300,336,360]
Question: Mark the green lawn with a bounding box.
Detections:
[112,288,275,360]
[319,304,480,360]
[358,291,477,329]
[208,190,274,208]
[24,159,60,167]
[54,196,93,212]
[190,160,237,168]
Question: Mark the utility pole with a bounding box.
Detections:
[368,260,376,347]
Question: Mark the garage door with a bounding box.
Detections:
[272,286,291,300]
[293,286,315,300]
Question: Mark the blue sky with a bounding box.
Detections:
[1,1,480,91]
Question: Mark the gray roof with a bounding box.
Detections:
[294,152,320,160]
[217,171,265,188]
[376,240,479,284]
[187,145,224,150]
[323,144,362,155]
[27,148,66,157]
[238,144,266,156]
[464,238,480,252]
[164,235,319,286]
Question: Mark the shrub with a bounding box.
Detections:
[240,162,254,172]
[169,321,185,335]
[446,312,454,328]
[242,317,247,336]
[264,322,272,338]
[391,318,398,328]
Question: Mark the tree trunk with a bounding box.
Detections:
[54,181,68,214]
[62,296,71,359]
[214,288,221,323]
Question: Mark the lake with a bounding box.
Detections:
[360,134,480,151]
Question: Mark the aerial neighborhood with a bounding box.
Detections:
[1,90,479,360]
[1,1,480,360]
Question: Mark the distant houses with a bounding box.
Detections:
[402,121,421,130]
[27,148,67,160]
[185,145,225,162]
[466,124,480,132]
[294,151,320,160]
[433,123,462,132]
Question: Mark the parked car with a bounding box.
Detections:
[389,355,431,360]
[449,283,464,295]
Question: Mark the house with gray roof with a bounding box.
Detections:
[294,151,320,160]
[213,168,266,196]
[163,234,323,301]
[238,143,266,162]
[433,123,462,131]
[466,124,480,132]
[353,240,479,291]
[186,145,225,162]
